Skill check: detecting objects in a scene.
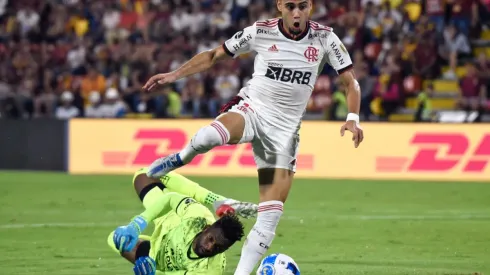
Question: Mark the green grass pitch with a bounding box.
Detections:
[0,171,489,274]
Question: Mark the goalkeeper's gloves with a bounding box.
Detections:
[113,215,148,253]
[134,256,156,275]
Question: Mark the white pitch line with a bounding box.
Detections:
[2,214,490,229]
[336,214,490,220]
[0,222,120,229]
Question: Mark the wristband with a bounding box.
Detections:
[131,215,148,234]
[346,113,360,124]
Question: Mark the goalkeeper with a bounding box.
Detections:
[107,168,257,275]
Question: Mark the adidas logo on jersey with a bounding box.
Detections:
[268,45,279,52]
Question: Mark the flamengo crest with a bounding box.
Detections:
[304,46,319,62]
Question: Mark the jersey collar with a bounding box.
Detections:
[278,19,310,41]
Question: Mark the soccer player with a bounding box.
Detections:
[143,1,364,274]
[108,169,257,275]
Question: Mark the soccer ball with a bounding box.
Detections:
[256,253,300,275]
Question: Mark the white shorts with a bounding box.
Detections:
[218,95,300,172]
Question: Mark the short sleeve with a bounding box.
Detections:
[324,32,353,74]
[223,25,257,58]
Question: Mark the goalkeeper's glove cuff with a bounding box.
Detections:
[130,215,148,235]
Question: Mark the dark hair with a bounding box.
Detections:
[213,214,245,249]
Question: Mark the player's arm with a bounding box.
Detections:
[174,23,258,76]
[143,25,256,92]
[113,192,189,253]
[173,46,230,80]
[324,32,364,147]
[142,47,230,91]
[338,68,361,119]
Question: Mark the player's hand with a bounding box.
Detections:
[113,216,148,252]
[133,256,156,275]
[142,72,178,92]
[340,120,364,148]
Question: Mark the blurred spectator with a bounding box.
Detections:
[373,76,402,119]
[440,24,471,79]
[458,62,486,116]
[309,75,331,115]
[208,1,231,31]
[311,0,327,21]
[162,85,182,118]
[426,0,446,33]
[170,5,193,32]
[67,40,87,75]
[411,34,439,80]
[230,0,251,23]
[0,0,7,18]
[414,82,434,122]
[445,0,477,36]
[362,2,382,39]
[214,68,240,106]
[99,87,127,118]
[55,91,79,119]
[378,1,403,36]
[403,0,423,28]
[354,51,376,120]
[33,70,57,118]
[182,76,207,118]
[16,7,40,37]
[329,90,348,120]
[188,4,207,34]
[103,3,123,44]
[136,92,157,116]
[476,53,490,95]
[85,91,104,118]
[81,67,106,103]
[325,1,346,26]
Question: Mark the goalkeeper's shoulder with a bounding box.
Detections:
[177,197,215,221]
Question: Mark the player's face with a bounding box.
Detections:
[193,228,228,257]
[278,0,312,35]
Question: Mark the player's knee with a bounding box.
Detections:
[133,170,166,201]
[132,168,149,187]
[192,122,230,151]
[107,231,119,253]
[217,112,245,144]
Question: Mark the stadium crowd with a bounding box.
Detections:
[0,0,489,121]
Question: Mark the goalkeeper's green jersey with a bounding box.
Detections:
[149,197,226,275]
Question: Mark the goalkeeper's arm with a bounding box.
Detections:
[113,192,190,254]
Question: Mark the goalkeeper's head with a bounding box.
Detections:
[192,214,245,257]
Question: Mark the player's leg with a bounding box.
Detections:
[147,96,247,178]
[234,168,292,275]
[234,132,299,275]
[133,168,257,218]
[133,168,226,206]
[107,231,151,264]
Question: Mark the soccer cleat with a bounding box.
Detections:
[147,153,184,178]
[216,204,235,217]
[214,199,258,219]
